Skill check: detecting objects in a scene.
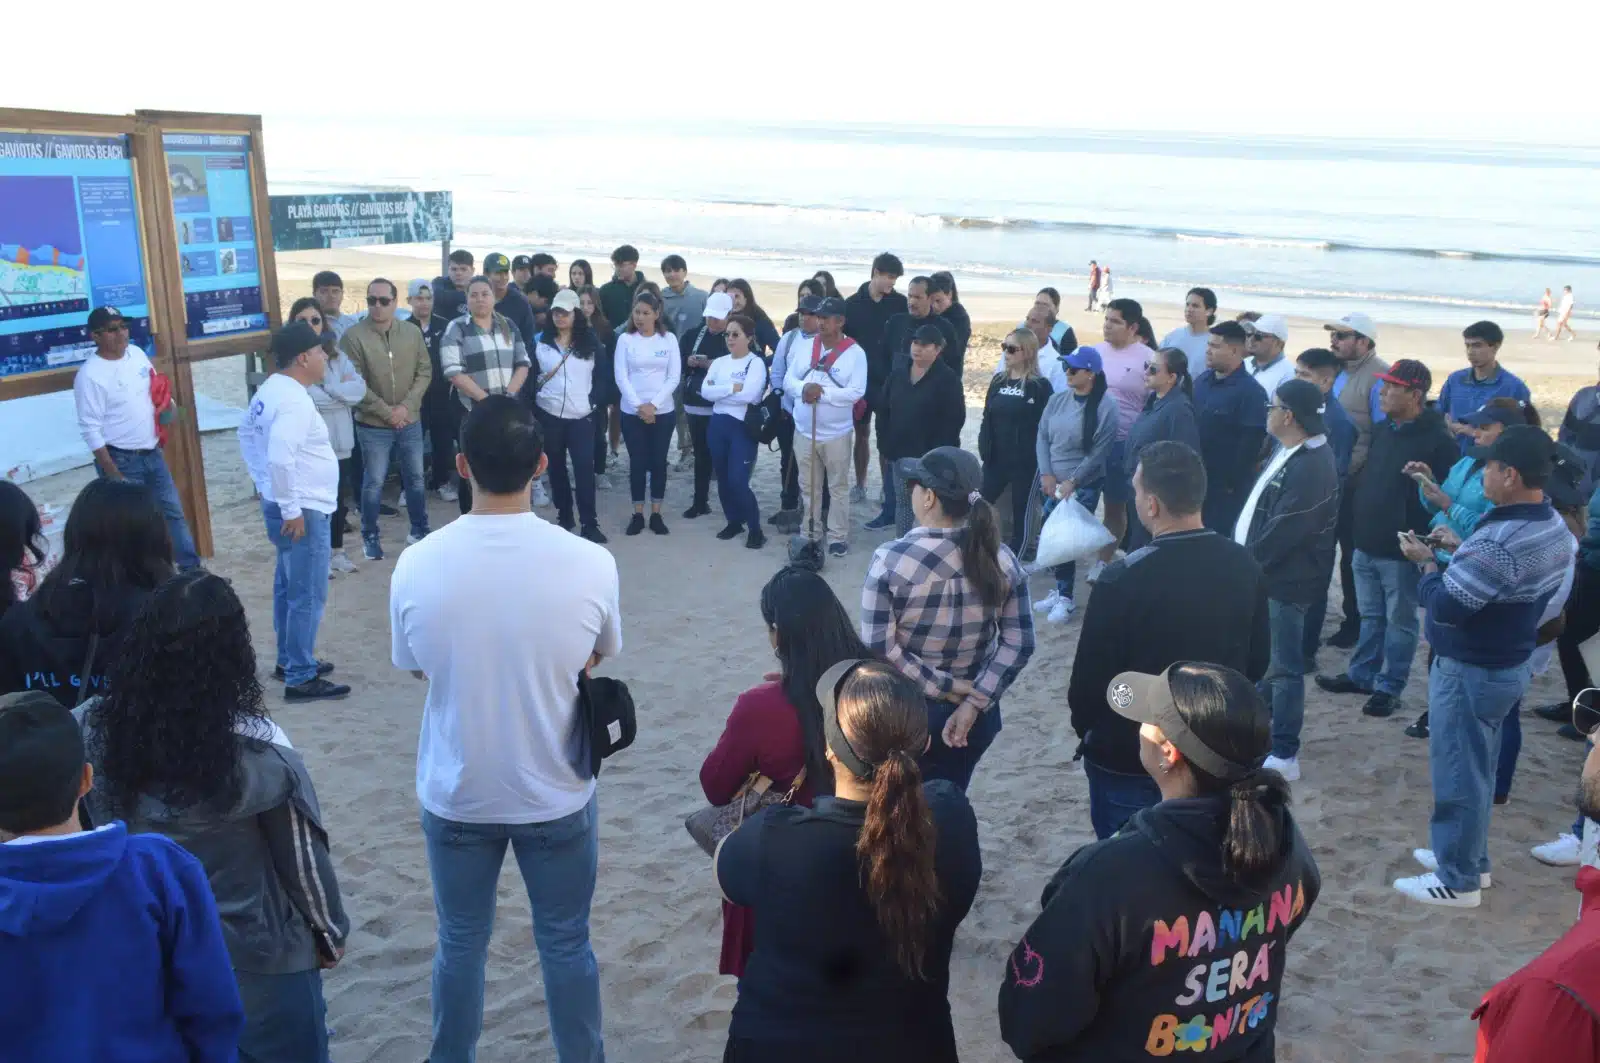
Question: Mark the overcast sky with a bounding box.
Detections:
[12,0,1598,143]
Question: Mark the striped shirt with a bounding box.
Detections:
[440,312,530,409]
[862,526,1035,704]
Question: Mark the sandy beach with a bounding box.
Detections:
[16,247,1597,1062]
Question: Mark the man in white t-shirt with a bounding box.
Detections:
[72,306,200,569]
[390,394,621,1063]
[237,321,348,701]
[1553,285,1578,341]
[1245,313,1296,396]
[785,296,867,556]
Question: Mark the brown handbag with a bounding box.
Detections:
[685,766,807,857]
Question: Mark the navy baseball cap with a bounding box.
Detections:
[816,296,847,318]
[797,294,824,315]
[1461,402,1528,429]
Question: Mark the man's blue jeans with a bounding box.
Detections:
[1264,600,1309,758]
[260,502,330,687]
[1348,549,1421,697]
[421,795,604,1063]
[1427,655,1531,892]
[1083,757,1162,840]
[102,445,200,569]
[236,968,330,1063]
[356,421,429,546]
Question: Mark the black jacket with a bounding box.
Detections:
[432,275,466,324]
[680,325,730,412]
[1242,442,1341,605]
[495,286,538,350]
[843,282,909,372]
[1068,530,1270,774]
[879,359,966,462]
[1351,406,1458,560]
[877,312,959,404]
[414,314,452,404]
[936,303,972,375]
[999,796,1321,1062]
[979,374,1053,472]
[0,582,153,707]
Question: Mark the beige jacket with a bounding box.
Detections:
[339,317,432,429]
[1336,351,1389,477]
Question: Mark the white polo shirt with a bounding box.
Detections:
[784,336,867,443]
[390,511,623,824]
[237,373,339,519]
[73,345,158,452]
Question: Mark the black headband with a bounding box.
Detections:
[816,659,876,781]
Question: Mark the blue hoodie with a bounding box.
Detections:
[0,823,242,1063]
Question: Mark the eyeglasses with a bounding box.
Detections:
[1001,343,1023,355]
[367,295,393,307]
[1573,689,1600,738]
[1265,404,1291,413]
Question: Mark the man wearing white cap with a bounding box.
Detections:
[1245,314,1295,396]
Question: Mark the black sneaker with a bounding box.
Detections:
[1404,711,1430,739]
[650,513,670,535]
[285,677,351,702]
[581,524,609,545]
[1315,673,1372,696]
[273,660,334,682]
[558,515,576,532]
[379,502,399,516]
[768,508,799,526]
[1362,692,1398,718]
[716,522,745,540]
[625,513,646,536]
[1534,701,1570,723]
[863,511,895,530]
[1325,622,1360,649]
[746,528,766,549]
[682,503,711,520]
[828,542,849,558]
[773,511,802,533]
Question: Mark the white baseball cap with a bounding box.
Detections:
[704,292,734,320]
[550,288,581,313]
[1245,313,1289,342]
[1324,312,1377,342]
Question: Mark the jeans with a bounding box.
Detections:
[619,411,674,503]
[1495,700,1523,801]
[422,796,603,1063]
[538,409,597,528]
[687,413,713,508]
[356,421,429,545]
[261,502,330,687]
[329,455,358,551]
[1348,549,1421,697]
[1427,655,1532,892]
[591,405,610,475]
[1264,600,1309,758]
[1301,554,1339,659]
[1044,486,1103,599]
[708,413,759,528]
[103,446,200,568]
[1083,757,1163,840]
[236,968,330,1063]
[920,697,1001,792]
[890,460,917,537]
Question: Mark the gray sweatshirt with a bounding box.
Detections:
[1036,389,1120,485]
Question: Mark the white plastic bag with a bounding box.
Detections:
[1032,497,1115,571]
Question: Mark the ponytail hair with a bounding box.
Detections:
[1159,346,1195,399]
[1165,662,1291,891]
[923,486,1007,610]
[836,661,940,979]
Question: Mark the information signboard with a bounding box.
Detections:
[269,190,452,251]
[162,132,267,339]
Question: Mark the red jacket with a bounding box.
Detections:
[1474,866,1600,1061]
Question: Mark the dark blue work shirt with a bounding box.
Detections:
[1436,365,1531,453]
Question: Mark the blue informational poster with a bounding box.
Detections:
[163,133,267,340]
[0,132,152,379]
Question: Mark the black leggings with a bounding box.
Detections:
[330,455,359,550]
[981,461,1037,554]
[688,414,713,508]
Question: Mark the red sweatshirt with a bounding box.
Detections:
[1473,866,1600,1061]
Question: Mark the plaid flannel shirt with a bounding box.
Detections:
[440,312,530,409]
[862,526,1035,705]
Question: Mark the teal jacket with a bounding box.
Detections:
[1581,483,1600,572]
[1420,456,1491,562]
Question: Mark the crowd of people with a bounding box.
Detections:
[0,244,1597,1062]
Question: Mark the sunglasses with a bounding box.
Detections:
[1329,330,1356,341]
[367,295,393,307]
[1143,362,1162,374]
[300,314,324,327]
[1001,343,1023,355]
[1573,689,1600,738]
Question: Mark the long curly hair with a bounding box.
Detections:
[85,569,267,819]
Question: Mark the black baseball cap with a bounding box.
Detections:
[86,306,127,332]
[797,294,824,315]
[483,253,511,274]
[511,255,533,272]
[270,321,326,366]
[1470,424,1555,484]
[1106,666,1256,783]
[1547,443,1588,507]
[1274,378,1326,436]
[816,296,848,319]
[912,323,947,348]
[1461,401,1528,429]
[900,446,981,503]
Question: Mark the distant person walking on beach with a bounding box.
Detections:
[1534,287,1554,338]
[1553,285,1578,341]
[1086,260,1102,311]
[1102,267,1114,299]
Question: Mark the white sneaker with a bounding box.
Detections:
[436,484,459,503]
[1531,833,1582,867]
[1392,871,1481,908]
[595,473,614,491]
[329,550,358,575]
[850,485,867,504]
[532,481,552,507]
[1410,849,1491,889]
[1032,589,1061,614]
[1262,755,1300,782]
[1086,560,1108,584]
[1046,598,1075,624]
[405,532,425,546]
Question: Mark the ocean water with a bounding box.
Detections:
[267,119,1600,329]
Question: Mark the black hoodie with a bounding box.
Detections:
[0,582,152,707]
[843,281,909,370]
[935,302,973,376]
[1000,797,1321,1062]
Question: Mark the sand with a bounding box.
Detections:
[16,248,1597,1062]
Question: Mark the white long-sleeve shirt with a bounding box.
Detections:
[614,330,681,416]
[239,374,339,519]
[307,351,367,459]
[784,335,867,443]
[73,345,158,452]
[533,340,596,420]
[771,328,814,414]
[699,353,768,420]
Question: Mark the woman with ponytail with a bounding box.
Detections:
[999,661,1320,1062]
[717,659,981,1063]
[863,446,1036,791]
[1123,347,1201,550]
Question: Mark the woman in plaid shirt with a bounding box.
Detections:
[862,446,1035,791]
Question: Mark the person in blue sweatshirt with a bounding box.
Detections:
[0,689,242,1063]
[1435,320,1532,454]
